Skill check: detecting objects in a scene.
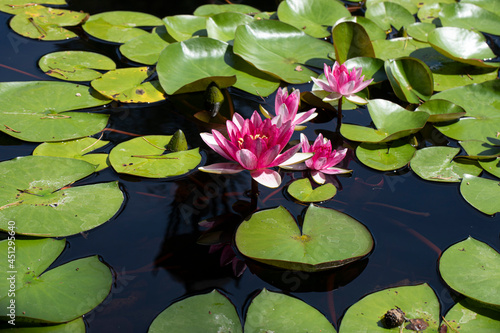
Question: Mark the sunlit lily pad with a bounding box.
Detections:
[372,37,430,60]
[148,290,241,333]
[193,4,260,16]
[39,51,116,81]
[406,22,435,42]
[335,16,386,41]
[460,140,500,160]
[0,156,123,237]
[82,11,163,43]
[109,134,201,178]
[461,0,500,16]
[233,20,335,84]
[365,2,415,31]
[0,238,112,323]
[440,237,500,306]
[442,299,500,332]
[417,3,446,24]
[479,158,500,178]
[356,139,416,171]
[10,6,87,40]
[432,62,499,92]
[366,0,418,14]
[0,81,110,142]
[460,175,500,215]
[339,284,440,332]
[245,289,336,333]
[0,0,66,14]
[119,27,170,65]
[33,137,110,171]
[2,318,86,332]
[235,205,373,271]
[340,99,429,143]
[162,15,207,42]
[206,12,254,42]
[439,3,500,35]
[277,0,350,38]
[385,57,433,104]
[344,57,386,84]
[415,99,466,122]
[91,67,166,103]
[332,21,374,64]
[287,178,336,203]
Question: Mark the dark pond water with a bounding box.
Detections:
[0,0,499,332]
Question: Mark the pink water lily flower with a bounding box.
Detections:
[199,111,313,188]
[311,62,373,104]
[260,87,317,130]
[283,133,351,184]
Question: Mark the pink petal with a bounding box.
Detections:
[311,170,326,184]
[213,130,238,161]
[280,162,308,170]
[232,112,245,130]
[236,149,258,170]
[259,145,281,167]
[198,163,245,174]
[311,77,334,93]
[272,143,301,166]
[250,169,281,188]
[200,132,233,161]
[293,108,317,126]
[300,133,311,152]
[278,152,314,167]
[345,94,369,105]
[321,167,352,174]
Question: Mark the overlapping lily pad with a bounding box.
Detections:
[0,0,66,14]
[119,27,170,65]
[245,289,336,332]
[287,178,336,202]
[335,16,386,41]
[415,99,466,122]
[385,57,433,104]
[206,11,254,42]
[0,238,112,323]
[0,81,110,142]
[339,284,440,332]
[235,205,373,271]
[372,37,430,60]
[344,57,386,84]
[406,22,436,42]
[109,134,201,178]
[4,318,86,332]
[148,290,241,333]
[193,4,260,16]
[162,15,207,42]
[365,2,415,31]
[356,139,416,171]
[233,19,335,84]
[460,140,500,159]
[439,3,500,35]
[479,158,500,178]
[39,51,116,81]
[460,175,500,215]
[332,21,374,64]
[442,299,500,332]
[366,0,418,14]
[439,237,500,307]
[432,63,499,92]
[0,156,123,237]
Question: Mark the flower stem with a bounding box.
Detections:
[250,178,259,211]
[336,98,343,132]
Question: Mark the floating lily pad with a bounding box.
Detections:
[372,37,431,60]
[233,19,335,84]
[340,99,429,143]
[109,134,201,178]
[119,27,170,65]
[287,178,336,203]
[432,62,499,91]
[339,284,440,332]
[82,11,163,43]
[460,140,500,159]
[439,3,500,35]
[245,289,336,333]
[157,37,279,96]
[356,139,416,171]
[335,16,386,41]
[410,146,482,182]
[406,22,436,42]
[162,15,207,42]
[277,0,350,38]
[365,2,415,31]
[10,6,87,40]
[461,0,500,16]
[2,318,86,332]
[33,137,110,171]
[206,12,254,42]
[0,238,112,323]
[479,158,500,178]
[0,156,123,237]
[344,57,386,84]
[366,0,418,14]
[460,175,500,215]
[385,57,433,104]
[0,81,110,142]
[442,298,500,332]
[440,237,500,306]
[0,0,66,14]
[148,290,242,333]
[332,21,375,64]
[39,51,116,81]
[235,205,373,271]
[193,4,260,16]
[91,67,166,103]
[415,99,466,122]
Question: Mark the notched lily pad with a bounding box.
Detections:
[287,178,336,203]
[460,175,500,215]
[235,205,373,272]
[356,139,416,171]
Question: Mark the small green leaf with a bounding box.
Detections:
[287,178,336,202]
[460,175,500,215]
[119,27,170,65]
[356,139,416,171]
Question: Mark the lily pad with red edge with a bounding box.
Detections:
[339,283,440,332]
[356,139,416,171]
[439,237,500,308]
[235,205,373,272]
[441,298,500,332]
[0,238,112,323]
[0,156,124,237]
[460,175,500,215]
[148,290,242,333]
[332,21,375,64]
[415,99,466,123]
[287,178,337,203]
[365,2,415,31]
[245,289,336,333]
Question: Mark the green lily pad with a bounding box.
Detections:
[410,146,482,182]
[277,0,350,38]
[109,134,201,178]
[235,205,373,272]
[119,27,170,65]
[432,62,499,92]
[365,2,415,31]
[10,6,87,40]
[206,12,254,42]
[339,284,440,332]
[39,51,116,81]
[439,3,500,35]
[82,11,163,43]
[372,37,430,60]
[442,298,500,332]
[432,80,500,142]
[233,19,335,84]
[479,158,500,178]
[0,156,123,237]
[440,237,500,306]
[415,99,466,122]
[148,290,242,333]
[91,67,166,103]
[245,289,336,333]
[0,0,66,14]
[157,37,279,96]
[0,238,112,323]
[428,27,499,68]
[162,15,207,42]
[461,0,500,16]
[33,137,110,171]
[460,140,500,159]
[385,57,433,104]
[340,99,429,143]
[0,81,110,142]
[417,3,445,24]
[336,16,386,41]
[344,57,387,84]
[332,21,375,64]
[2,318,86,332]
[406,22,436,42]
[193,4,260,16]
[460,175,500,215]
[366,0,418,14]
[356,139,416,171]
[287,178,336,202]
